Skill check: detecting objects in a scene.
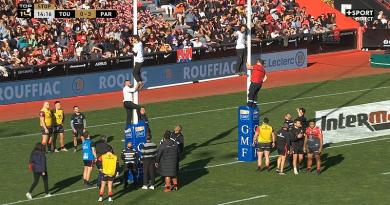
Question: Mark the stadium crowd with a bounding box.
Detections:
[0,0,337,69]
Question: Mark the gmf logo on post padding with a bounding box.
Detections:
[295,51,305,67]
[72,77,84,94]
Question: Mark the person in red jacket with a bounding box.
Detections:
[246,59,268,107]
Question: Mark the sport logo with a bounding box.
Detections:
[320,111,390,132]
[72,77,84,94]
[316,100,390,144]
[240,110,250,120]
[135,126,145,138]
[95,61,108,67]
[295,51,305,67]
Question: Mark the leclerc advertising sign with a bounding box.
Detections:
[316,100,390,144]
[0,49,307,105]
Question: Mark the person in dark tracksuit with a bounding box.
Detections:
[26,143,50,200]
[170,125,184,155]
[276,124,293,175]
[94,136,112,189]
[296,108,308,131]
[121,142,138,188]
[291,119,305,175]
[156,131,180,192]
[139,107,152,136]
[246,59,268,107]
[141,136,157,190]
[284,113,294,168]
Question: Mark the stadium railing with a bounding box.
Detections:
[0,29,356,81]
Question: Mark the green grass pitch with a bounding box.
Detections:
[0,73,389,205]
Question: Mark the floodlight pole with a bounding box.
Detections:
[246,0,252,102]
[133,0,139,124]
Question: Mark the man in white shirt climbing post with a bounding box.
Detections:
[233,25,247,76]
[123,80,142,125]
[132,36,145,90]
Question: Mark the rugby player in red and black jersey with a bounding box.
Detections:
[246,59,267,107]
[304,120,323,175]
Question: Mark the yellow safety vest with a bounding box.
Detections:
[53,109,64,125]
[39,108,53,127]
[102,152,117,177]
[258,124,273,143]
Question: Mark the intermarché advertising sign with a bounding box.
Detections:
[316,100,390,144]
[0,49,307,105]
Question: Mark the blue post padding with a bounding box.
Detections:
[124,121,147,182]
[237,106,260,161]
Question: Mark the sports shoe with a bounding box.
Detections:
[54,149,59,153]
[108,197,113,202]
[317,169,321,175]
[98,197,103,202]
[44,193,52,197]
[61,148,68,152]
[163,188,171,192]
[73,149,77,153]
[294,168,299,175]
[256,167,262,172]
[26,192,32,200]
[149,185,155,190]
[275,168,280,173]
[141,185,148,190]
[279,172,286,175]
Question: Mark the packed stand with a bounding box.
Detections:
[0,0,336,69]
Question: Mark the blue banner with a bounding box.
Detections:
[0,49,307,105]
[124,121,147,182]
[237,106,259,162]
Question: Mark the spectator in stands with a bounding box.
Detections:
[161,0,175,17]
[234,25,246,75]
[0,0,337,68]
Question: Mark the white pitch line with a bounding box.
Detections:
[1,136,388,205]
[381,172,390,175]
[217,195,268,205]
[1,182,121,205]
[2,85,390,141]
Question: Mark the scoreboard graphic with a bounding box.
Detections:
[17,3,117,19]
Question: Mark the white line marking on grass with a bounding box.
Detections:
[1,137,389,205]
[217,195,268,205]
[2,85,390,141]
[381,172,390,175]
[1,182,120,205]
[326,137,390,149]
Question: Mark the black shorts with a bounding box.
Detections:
[277,145,288,156]
[73,128,84,137]
[257,143,271,152]
[40,126,53,135]
[83,160,94,167]
[308,145,321,155]
[102,175,115,181]
[292,145,304,154]
[53,125,64,134]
